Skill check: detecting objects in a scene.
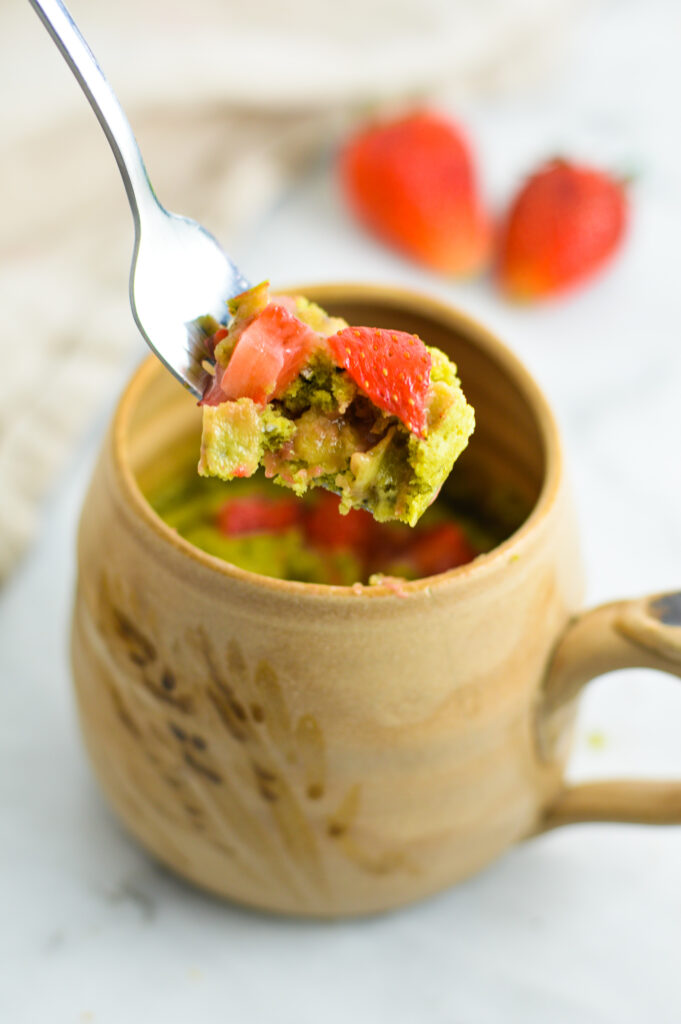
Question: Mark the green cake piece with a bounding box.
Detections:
[199,284,474,526]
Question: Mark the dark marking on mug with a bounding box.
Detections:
[326,784,361,839]
[250,703,265,723]
[191,735,207,751]
[251,763,279,802]
[229,698,247,723]
[327,822,347,838]
[183,751,222,784]
[252,762,277,783]
[161,670,176,691]
[257,783,279,803]
[111,607,157,666]
[169,722,187,742]
[140,674,193,713]
[307,783,324,800]
[207,690,248,743]
[650,593,681,627]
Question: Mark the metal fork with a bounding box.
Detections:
[28,0,249,399]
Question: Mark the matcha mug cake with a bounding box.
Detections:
[72,284,681,916]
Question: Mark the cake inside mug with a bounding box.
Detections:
[148,463,527,587]
[198,282,475,526]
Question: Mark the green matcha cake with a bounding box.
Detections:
[199,283,474,526]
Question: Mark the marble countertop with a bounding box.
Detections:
[3,1,681,1021]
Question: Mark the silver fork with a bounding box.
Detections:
[28,0,250,399]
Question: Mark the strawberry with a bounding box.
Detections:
[304,492,374,553]
[402,522,477,577]
[328,326,431,437]
[220,302,320,405]
[340,110,491,275]
[498,158,628,300]
[217,495,302,536]
[201,363,228,406]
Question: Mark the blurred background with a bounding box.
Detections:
[2,0,681,1021]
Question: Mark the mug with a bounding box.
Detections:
[71,284,681,917]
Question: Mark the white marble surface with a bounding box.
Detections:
[3,1,681,1021]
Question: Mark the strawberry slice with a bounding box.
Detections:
[402,522,477,577]
[329,326,431,437]
[220,303,320,405]
[304,492,374,553]
[217,495,302,536]
[201,366,227,407]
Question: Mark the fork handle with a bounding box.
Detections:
[28,0,154,230]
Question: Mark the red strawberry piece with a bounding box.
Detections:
[329,326,431,437]
[498,158,628,300]
[304,492,374,553]
[201,365,228,406]
[220,302,320,405]
[341,110,491,275]
[403,523,477,577]
[217,495,302,536]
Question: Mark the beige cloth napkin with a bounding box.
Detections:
[0,0,579,580]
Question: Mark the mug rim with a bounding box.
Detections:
[112,282,563,600]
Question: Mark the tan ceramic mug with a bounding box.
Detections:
[72,284,681,917]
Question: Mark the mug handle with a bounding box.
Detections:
[537,591,681,829]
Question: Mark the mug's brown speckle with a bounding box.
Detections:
[252,762,278,783]
[140,673,194,713]
[250,703,265,723]
[307,783,324,800]
[258,784,279,803]
[169,722,187,742]
[161,670,176,691]
[207,689,248,743]
[252,763,280,802]
[183,751,222,784]
[111,607,156,667]
[327,784,361,839]
[192,735,207,751]
[229,699,247,723]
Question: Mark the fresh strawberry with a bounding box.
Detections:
[328,326,431,437]
[402,522,476,577]
[217,495,302,536]
[341,110,491,275]
[498,158,628,300]
[219,303,320,405]
[304,492,374,552]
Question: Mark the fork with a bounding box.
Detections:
[28,0,250,399]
